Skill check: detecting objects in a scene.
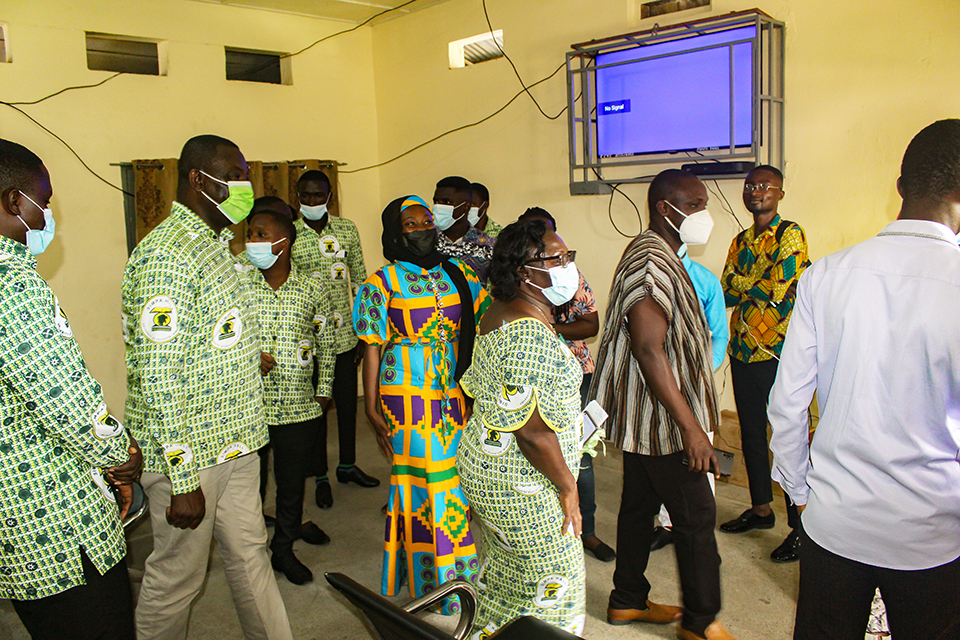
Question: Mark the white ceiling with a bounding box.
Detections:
[188,0,450,24]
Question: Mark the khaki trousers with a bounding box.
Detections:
[136,454,292,640]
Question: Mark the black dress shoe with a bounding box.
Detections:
[271,551,313,585]
[300,521,331,546]
[650,526,675,551]
[336,465,380,488]
[583,537,616,562]
[315,481,333,509]
[770,529,800,563]
[719,508,776,533]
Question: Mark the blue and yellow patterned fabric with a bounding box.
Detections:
[456,318,586,638]
[722,215,810,363]
[353,259,488,612]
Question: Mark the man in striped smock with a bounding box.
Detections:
[591,169,735,640]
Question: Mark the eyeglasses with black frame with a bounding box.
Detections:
[743,183,782,193]
[526,250,576,267]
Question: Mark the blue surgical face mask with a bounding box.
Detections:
[526,261,579,306]
[17,191,56,256]
[432,202,466,231]
[246,238,285,269]
[300,193,330,221]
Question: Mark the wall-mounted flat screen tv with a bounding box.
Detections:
[595,25,755,158]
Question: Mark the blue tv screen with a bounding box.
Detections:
[596,25,755,158]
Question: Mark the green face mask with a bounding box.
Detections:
[199,170,254,225]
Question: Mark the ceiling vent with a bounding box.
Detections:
[449,30,503,69]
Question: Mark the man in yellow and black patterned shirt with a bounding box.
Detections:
[0,139,140,639]
[719,165,810,564]
[123,135,291,640]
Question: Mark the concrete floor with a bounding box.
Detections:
[0,408,807,639]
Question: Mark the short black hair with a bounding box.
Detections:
[249,208,297,247]
[748,164,784,183]
[900,119,960,201]
[436,176,472,198]
[648,168,698,216]
[471,182,489,202]
[0,139,45,196]
[518,207,557,231]
[297,169,331,189]
[488,219,548,301]
[252,195,294,219]
[178,134,239,184]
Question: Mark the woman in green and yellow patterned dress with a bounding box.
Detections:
[456,219,587,638]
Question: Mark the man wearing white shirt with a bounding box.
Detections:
[768,119,960,639]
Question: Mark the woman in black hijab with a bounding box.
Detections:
[353,196,488,613]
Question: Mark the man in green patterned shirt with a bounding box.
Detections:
[123,135,292,640]
[0,139,141,639]
[469,182,503,238]
[294,170,379,509]
[241,202,335,585]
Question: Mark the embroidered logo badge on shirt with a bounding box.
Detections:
[513,482,543,496]
[331,262,347,281]
[90,469,116,503]
[320,235,341,258]
[92,401,124,440]
[140,296,178,343]
[297,339,313,367]
[313,314,327,335]
[496,384,533,411]
[163,443,194,468]
[481,429,513,457]
[333,312,343,331]
[53,295,73,338]
[470,623,498,640]
[216,442,250,464]
[534,574,570,609]
[212,307,242,350]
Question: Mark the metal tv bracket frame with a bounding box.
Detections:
[566,9,785,194]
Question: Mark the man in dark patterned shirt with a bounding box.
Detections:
[433,176,495,282]
[0,139,141,639]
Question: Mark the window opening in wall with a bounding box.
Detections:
[86,32,163,75]
[448,30,504,69]
[225,47,288,85]
[0,24,10,63]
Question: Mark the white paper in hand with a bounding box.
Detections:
[580,400,608,448]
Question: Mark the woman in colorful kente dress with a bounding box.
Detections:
[456,219,588,638]
[354,195,488,613]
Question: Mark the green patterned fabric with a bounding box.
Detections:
[482,218,504,239]
[456,318,586,638]
[0,235,130,600]
[237,262,335,425]
[123,202,266,496]
[292,216,367,355]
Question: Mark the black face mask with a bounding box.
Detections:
[402,229,437,257]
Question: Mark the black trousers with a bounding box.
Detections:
[261,418,320,554]
[576,373,598,537]
[795,529,960,640]
[729,356,800,529]
[12,550,135,640]
[312,348,358,476]
[610,451,721,636]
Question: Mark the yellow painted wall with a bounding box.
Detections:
[369,0,960,409]
[0,0,383,412]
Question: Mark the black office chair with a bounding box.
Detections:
[324,573,581,640]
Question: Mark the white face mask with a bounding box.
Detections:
[665,201,714,246]
[432,203,462,231]
[526,261,579,306]
[300,193,330,221]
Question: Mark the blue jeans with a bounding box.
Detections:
[577,373,597,537]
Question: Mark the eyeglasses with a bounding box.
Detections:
[527,250,576,267]
[743,184,781,193]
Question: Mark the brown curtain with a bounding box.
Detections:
[129,159,334,254]
[133,159,178,244]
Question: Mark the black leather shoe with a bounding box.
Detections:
[336,465,380,488]
[271,552,313,585]
[300,521,331,546]
[583,536,616,562]
[720,508,776,533]
[315,481,333,509]
[650,526,675,551]
[770,529,800,563]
